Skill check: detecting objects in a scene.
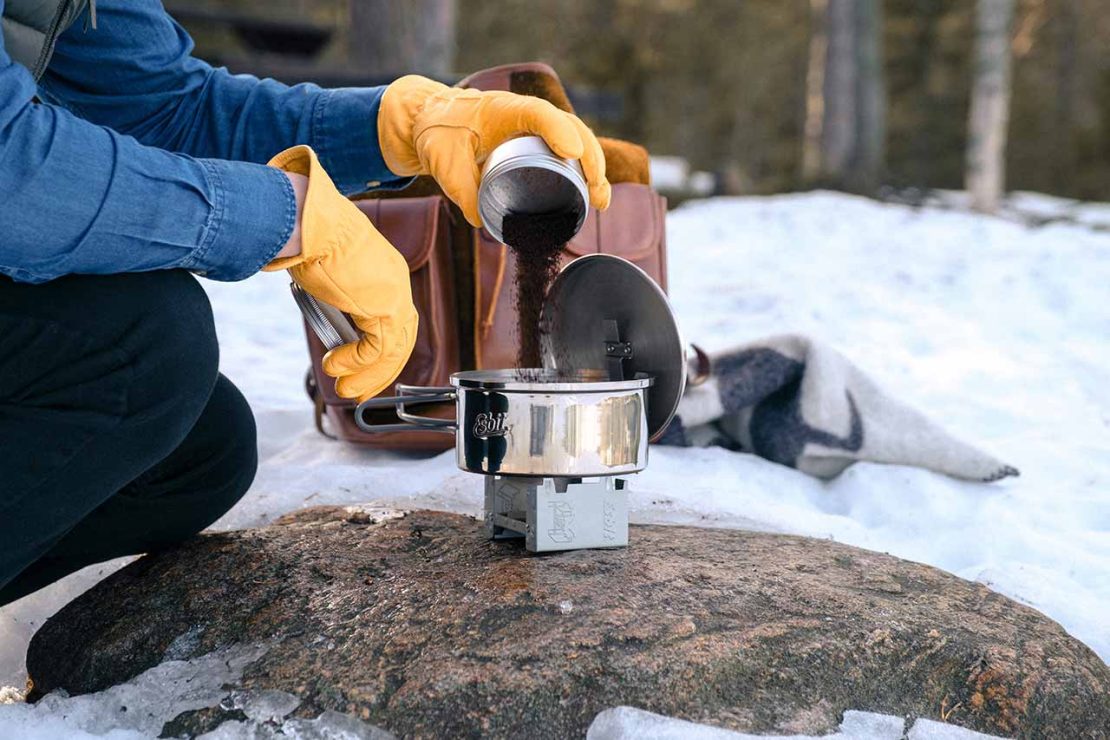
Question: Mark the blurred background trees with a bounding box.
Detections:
[349,1,456,77]
[177,0,1110,203]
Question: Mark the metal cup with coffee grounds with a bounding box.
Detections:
[476,136,590,375]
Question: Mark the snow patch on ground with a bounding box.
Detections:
[587,707,1002,739]
[3,652,1003,740]
[2,191,1108,736]
[0,644,267,739]
[198,709,395,739]
[0,644,394,739]
[930,189,1110,231]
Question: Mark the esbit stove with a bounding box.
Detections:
[485,476,629,552]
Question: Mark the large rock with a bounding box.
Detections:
[26,507,1109,739]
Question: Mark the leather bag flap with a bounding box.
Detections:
[353,196,444,271]
[563,184,663,259]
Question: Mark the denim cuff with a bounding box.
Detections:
[312,87,414,195]
[187,159,295,282]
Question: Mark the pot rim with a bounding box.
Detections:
[451,368,653,393]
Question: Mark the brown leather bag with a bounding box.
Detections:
[304,196,459,450]
[472,184,667,369]
[304,63,667,448]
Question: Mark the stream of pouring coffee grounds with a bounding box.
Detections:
[501,211,580,375]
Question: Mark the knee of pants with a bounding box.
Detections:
[124,376,258,544]
[175,376,258,533]
[130,271,219,392]
[203,376,259,507]
[116,271,222,452]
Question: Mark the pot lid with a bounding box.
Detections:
[452,368,653,393]
[541,254,686,440]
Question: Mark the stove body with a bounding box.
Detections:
[484,475,629,552]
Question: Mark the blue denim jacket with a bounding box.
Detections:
[0,0,405,284]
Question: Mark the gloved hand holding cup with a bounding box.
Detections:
[377,75,612,227]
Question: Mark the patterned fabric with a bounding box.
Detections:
[659,334,1018,483]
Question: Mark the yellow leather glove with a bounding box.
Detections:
[378,75,611,227]
[265,145,417,403]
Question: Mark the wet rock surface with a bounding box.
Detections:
[26,507,1110,739]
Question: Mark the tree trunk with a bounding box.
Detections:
[820,0,857,184]
[852,0,885,193]
[965,0,1016,213]
[908,2,944,190]
[808,0,885,193]
[349,0,457,78]
[1052,0,1078,194]
[801,0,828,184]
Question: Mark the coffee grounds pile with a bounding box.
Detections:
[501,211,579,371]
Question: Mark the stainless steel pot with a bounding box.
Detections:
[356,369,653,477]
[296,254,687,478]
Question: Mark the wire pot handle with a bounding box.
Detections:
[355,385,457,434]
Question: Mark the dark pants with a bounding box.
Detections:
[0,270,257,606]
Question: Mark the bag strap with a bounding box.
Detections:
[304,366,338,440]
[478,238,508,341]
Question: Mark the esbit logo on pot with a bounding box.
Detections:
[473,412,510,438]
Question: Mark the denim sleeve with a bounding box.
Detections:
[40,0,405,195]
[0,36,294,284]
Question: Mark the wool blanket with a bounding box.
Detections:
[658,334,1018,483]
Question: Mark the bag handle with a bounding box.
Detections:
[687,344,712,387]
[479,240,508,340]
[456,62,575,113]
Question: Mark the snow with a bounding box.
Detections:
[652,192,1110,666]
[0,644,268,739]
[2,190,1108,737]
[198,710,395,739]
[649,156,715,196]
[906,718,1005,740]
[918,189,1110,233]
[649,155,690,190]
[587,707,1002,739]
[0,643,394,739]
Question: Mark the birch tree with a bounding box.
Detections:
[965,0,1016,213]
[801,0,828,184]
